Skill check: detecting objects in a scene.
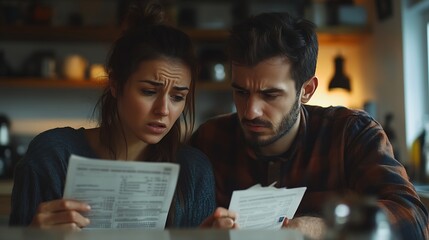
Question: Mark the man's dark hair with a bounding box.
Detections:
[228,12,318,90]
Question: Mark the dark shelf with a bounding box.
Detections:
[0,78,232,91]
[0,25,369,44]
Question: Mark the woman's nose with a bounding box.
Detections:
[154,96,169,116]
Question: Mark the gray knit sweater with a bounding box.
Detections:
[9,127,215,228]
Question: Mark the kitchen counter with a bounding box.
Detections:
[0,179,13,225]
[0,228,305,240]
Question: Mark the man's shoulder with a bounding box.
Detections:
[304,105,373,123]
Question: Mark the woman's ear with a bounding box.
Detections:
[110,79,117,98]
[300,76,318,103]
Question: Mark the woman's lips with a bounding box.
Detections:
[147,122,167,134]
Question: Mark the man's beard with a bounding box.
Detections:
[242,96,301,148]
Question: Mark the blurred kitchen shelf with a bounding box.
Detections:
[0,78,107,89]
[0,25,370,44]
[196,81,231,91]
[0,25,229,43]
[0,78,232,91]
[317,25,371,45]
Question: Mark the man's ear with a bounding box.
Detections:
[300,76,318,103]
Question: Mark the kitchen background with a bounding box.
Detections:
[0,0,428,184]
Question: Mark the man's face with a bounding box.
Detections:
[231,57,301,148]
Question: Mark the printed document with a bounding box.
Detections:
[63,154,179,229]
[229,184,306,229]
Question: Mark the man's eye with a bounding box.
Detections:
[141,90,156,96]
[262,93,278,100]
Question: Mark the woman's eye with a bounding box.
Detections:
[141,89,156,96]
[234,89,248,96]
[171,95,185,102]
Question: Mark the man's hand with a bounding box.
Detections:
[30,199,91,231]
[283,216,326,239]
[200,207,239,229]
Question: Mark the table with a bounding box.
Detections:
[0,227,305,240]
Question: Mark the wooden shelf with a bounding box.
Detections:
[0,78,107,89]
[0,25,229,43]
[0,25,370,44]
[316,25,371,45]
[0,78,231,91]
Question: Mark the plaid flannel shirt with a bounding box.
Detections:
[190,105,428,239]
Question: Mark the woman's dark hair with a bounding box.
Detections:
[95,1,197,227]
[228,12,318,90]
[96,0,196,164]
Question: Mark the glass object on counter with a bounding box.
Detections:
[323,194,396,240]
[0,114,13,179]
[0,50,14,77]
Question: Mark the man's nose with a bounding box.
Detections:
[244,96,263,120]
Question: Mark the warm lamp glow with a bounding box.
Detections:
[327,88,351,107]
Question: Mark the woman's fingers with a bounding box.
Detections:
[37,199,91,213]
[35,210,90,228]
[31,199,91,229]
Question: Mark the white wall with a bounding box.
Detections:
[358,0,408,163]
[402,0,429,156]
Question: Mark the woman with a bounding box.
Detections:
[9,1,219,230]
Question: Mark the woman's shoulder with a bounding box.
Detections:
[32,127,83,142]
[21,127,86,166]
[176,145,212,170]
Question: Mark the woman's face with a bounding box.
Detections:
[113,58,191,145]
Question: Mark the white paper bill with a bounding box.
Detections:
[63,154,179,229]
[229,185,306,229]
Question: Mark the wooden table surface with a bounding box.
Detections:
[0,228,305,240]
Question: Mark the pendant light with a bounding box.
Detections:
[328,54,351,92]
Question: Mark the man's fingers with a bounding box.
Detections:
[199,207,238,229]
[213,207,237,220]
[212,217,235,228]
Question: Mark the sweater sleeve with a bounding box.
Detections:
[173,146,216,228]
[8,130,69,226]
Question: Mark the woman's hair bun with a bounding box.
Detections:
[122,0,169,31]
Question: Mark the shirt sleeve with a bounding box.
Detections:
[345,115,429,239]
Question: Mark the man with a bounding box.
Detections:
[190,12,428,239]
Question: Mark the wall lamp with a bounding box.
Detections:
[328,54,351,92]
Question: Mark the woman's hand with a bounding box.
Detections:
[200,207,239,229]
[30,199,91,231]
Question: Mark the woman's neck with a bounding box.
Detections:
[85,127,148,161]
